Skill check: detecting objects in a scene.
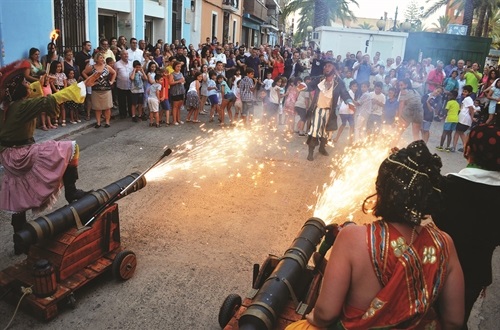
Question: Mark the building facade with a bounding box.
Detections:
[195,0,243,47]
[0,0,198,65]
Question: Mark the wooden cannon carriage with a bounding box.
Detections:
[0,173,145,321]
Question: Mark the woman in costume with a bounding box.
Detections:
[286,141,464,329]
[0,60,99,254]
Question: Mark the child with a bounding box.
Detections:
[240,68,256,126]
[382,75,392,96]
[49,60,67,126]
[278,77,287,125]
[186,72,202,123]
[218,74,235,125]
[207,71,220,122]
[147,73,163,127]
[333,80,357,142]
[294,76,311,136]
[39,71,57,130]
[437,90,460,151]
[144,61,158,117]
[262,72,274,97]
[452,85,475,152]
[106,57,117,108]
[65,69,82,124]
[264,76,282,127]
[366,81,386,134]
[382,87,399,130]
[233,79,243,122]
[342,69,353,89]
[130,60,146,122]
[283,77,299,133]
[354,81,371,141]
[457,71,466,103]
[159,68,171,125]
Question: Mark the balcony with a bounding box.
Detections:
[243,0,267,21]
[222,0,239,14]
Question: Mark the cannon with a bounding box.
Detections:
[14,172,146,249]
[219,217,343,330]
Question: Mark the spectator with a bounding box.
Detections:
[127,38,144,63]
[25,47,43,82]
[434,124,500,328]
[99,38,115,61]
[114,49,133,118]
[452,85,475,152]
[41,42,63,70]
[240,67,256,126]
[129,60,146,122]
[396,78,424,143]
[437,90,460,151]
[464,63,482,99]
[168,60,186,125]
[82,52,115,128]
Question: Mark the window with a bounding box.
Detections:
[232,20,237,44]
[212,13,218,41]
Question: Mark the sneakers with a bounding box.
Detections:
[445,147,451,152]
[458,147,464,152]
[448,147,455,152]
[436,146,444,151]
[132,116,138,122]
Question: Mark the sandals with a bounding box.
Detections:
[41,126,48,131]
[192,120,201,123]
[94,124,101,128]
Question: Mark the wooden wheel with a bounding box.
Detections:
[112,250,137,281]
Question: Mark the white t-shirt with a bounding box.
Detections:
[339,90,355,115]
[369,91,386,116]
[459,96,474,126]
[269,86,281,104]
[263,79,274,91]
[295,90,310,109]
[148,83,161,100]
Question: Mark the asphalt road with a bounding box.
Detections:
[0,107,498,329]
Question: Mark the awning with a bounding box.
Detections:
[242,20,260,31]
[261,24,279,32]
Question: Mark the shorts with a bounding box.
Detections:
[147,98,160,112]
[295,107,307,122]
[170,94,184,102]
[242,101,254,116]
[339,114,355,127]
[208,94,219,105]
[161,99,171,110]
[131,93,144,105]
[443,122,457,131]
[366,114,382,132]
[456,122,470,132]
[421,120,432,131]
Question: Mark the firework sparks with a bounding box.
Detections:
[313,131,400,225]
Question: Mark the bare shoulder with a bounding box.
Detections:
[335,224,366,245]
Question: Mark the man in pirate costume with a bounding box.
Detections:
[0,60,99,254]
[286,141,464,329]
[433,124,500,329]
[303,60,354,161]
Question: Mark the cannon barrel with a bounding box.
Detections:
[14,172,146,248]
[238,217,326,330]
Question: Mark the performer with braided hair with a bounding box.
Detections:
[0,60,99,254]
[286,141,464,329]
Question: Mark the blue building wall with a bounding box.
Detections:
[135,0,145,41]
[0,0,53,66]
[182,0,191,45]
[88,0,98,52]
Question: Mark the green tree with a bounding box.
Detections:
[358,22,374,30]
[283,0,359,45]
[423,0,499,36]
[430,15,452,33]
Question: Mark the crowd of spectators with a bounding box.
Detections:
[24,35,499,145]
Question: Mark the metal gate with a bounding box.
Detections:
[53,0,86,53]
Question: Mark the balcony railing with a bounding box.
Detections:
[222,0,239,14]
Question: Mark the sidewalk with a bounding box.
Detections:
[34,107,119,143]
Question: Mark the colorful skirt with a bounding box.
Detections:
[0,140,75,213]
[185,90,200,109]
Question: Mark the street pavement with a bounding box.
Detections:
[1,105,498,329]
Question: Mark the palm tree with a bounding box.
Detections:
[423,0,498,36]
[358,22,374,30]
[283,0,359,45]
[430,15,452,33]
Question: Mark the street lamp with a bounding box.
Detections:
[376,17,385,31]
[402,20,412,32]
